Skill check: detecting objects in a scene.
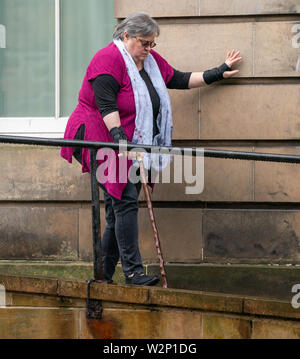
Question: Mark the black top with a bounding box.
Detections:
[139,68,160,137]
[91,68,192,138]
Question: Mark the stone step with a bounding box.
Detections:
[147,263,300,301]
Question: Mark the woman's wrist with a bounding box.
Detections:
[109,126,128,143]
[203,63,231,85]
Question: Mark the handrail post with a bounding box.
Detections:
[89,148,102,281]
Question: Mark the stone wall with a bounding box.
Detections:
[0,0,300,296]
[0,274,300,339]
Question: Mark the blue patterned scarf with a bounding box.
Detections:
[113,38,173,172]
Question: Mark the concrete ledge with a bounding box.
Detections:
[0,274,299,321]
[0,274,58,296]
[148,287,243,313]
[244,297,300,320]
[1,274,300,338]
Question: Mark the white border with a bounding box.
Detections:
[0,284,5,308]
[55,0,60,120]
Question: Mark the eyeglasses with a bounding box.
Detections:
[135,37,157,49]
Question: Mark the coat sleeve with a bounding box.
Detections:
[86,44,126,86]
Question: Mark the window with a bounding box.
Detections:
[0,0,115,137]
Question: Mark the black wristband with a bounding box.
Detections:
[109,126,128,143]
[203,63,231,85]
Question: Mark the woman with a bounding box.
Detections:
[60,12,242,286]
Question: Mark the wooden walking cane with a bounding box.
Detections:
[136,153,168,288]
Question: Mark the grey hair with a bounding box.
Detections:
[113,12,160,40]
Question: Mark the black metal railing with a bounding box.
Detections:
[1,134,300,283]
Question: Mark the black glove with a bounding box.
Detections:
[203,63,232,85]
[109,126,128,143]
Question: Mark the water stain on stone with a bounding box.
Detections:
[86,318,119,339]
[206,233,229,256]
[254,243,264,252]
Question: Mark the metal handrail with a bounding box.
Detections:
[1,134,300,163]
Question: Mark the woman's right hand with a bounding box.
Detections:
[223,49,242,78]
[118,151,145,161]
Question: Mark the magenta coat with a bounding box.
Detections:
[60,42,174,199]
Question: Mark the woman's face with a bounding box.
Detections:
[123,31,156,66]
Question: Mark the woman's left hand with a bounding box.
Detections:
[118,151,144,161]
[223,49,242,78]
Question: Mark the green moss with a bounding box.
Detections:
[0,262,92,281]
[0,262,128,283]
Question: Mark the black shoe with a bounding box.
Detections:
[101,275,113,284]
[104,279,113,284]
[125,273,159,286]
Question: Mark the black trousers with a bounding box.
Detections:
[73,125,144,280]
[101,179,144,279]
